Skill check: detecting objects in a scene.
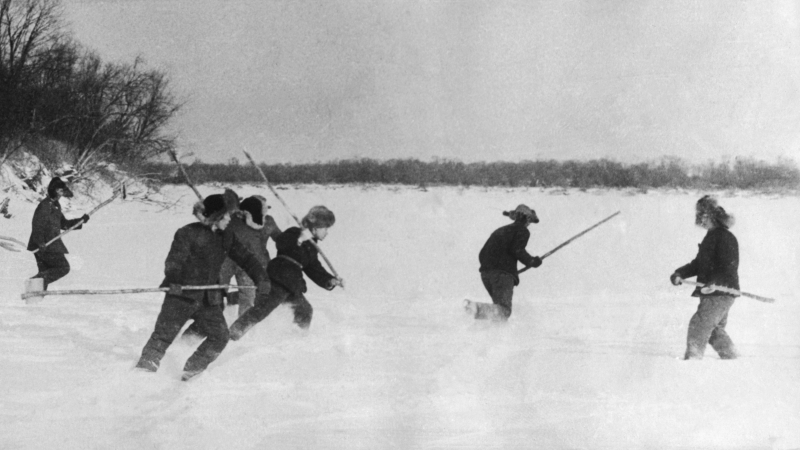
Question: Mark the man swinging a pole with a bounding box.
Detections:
[466,204,543,321]
[27,177,91,290]
[466,207,621,321]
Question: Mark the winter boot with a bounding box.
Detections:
[135,359,159,372]
[181,370,203,381]
[464,299,478,317]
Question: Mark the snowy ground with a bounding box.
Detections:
[1,184,798,449]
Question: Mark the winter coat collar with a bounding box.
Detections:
[241,211,264,230]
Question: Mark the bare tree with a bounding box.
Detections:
[0,0,63,168]
[1,0,182,178]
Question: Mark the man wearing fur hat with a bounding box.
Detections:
[466,204,543,321]
[219,195,282,316]
[27,177,90,290]
[228,205,343,339]
[181,195,281,330]
[670,195,739,360]
[136,190,271,381]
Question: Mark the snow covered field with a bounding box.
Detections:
[1,184,798,449]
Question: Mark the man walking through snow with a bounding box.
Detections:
[135,190,271,381]
[670,195,739,360]
[466,204,543,321]
[27,177,90,290]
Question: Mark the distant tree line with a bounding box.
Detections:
[140,156,800,191]
[0,0,181,177]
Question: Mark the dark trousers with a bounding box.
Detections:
[32,252,70,289]
[137,294,230,373]
[473,270,515,321]
[229,283,313,340]
[685,295,737,360]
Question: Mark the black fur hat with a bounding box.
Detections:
[240,196,266,226]
[47,177,73,199]
[193,189,239,223]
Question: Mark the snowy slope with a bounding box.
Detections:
[1,185,798,449]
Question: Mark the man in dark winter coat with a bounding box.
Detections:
[135,190,271,381]
[27,177,90,289]
[181,195,282,340]
[671,195,739,360]
[467,204,543,321]
[219,195,282,316]
[229,205,343,340]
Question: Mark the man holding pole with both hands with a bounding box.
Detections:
[135,190,272,381]
[27,177,91,291]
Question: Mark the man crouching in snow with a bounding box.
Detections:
[467,204,543,321]
[670,195,739,360]
[228,205,344,340]
[135,190,270,381]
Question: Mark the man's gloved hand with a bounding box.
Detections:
[168,283,183,295]
[254,280,272,302]
[256,280,271,295]
[330,277,345,289]
[298,228,314,246]
[81,214,90,224]
[529,256,543,268]
[670,273,683,286]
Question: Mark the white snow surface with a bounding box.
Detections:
[1,184,798,449]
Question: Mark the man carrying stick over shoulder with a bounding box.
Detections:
[27,177,90,290]
[135,190,271,381]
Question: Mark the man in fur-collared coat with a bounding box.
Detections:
[228,205,344,340]
[219,195,282,316]
[135,190,270,381]
[671,195,739,360]
[27,178,90,289]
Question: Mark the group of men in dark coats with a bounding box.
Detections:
[28,175,742,381]
[133,191,343,380]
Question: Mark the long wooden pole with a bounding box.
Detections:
[21,284,256,301]
[681,280,775,304]
[33,184,125,254]
[242,149,341,279]
[518,211,620,274]
[168,149,203,200]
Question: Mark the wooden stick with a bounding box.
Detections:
[242,148,341,279]
[33,184,125,254]
[681,280,776,304]
[168,149,203,200]
[21,284,256,301]
[518,211,621,274]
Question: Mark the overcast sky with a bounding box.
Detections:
[62,0,800,164]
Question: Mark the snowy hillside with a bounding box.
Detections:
[1,184,798,449]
